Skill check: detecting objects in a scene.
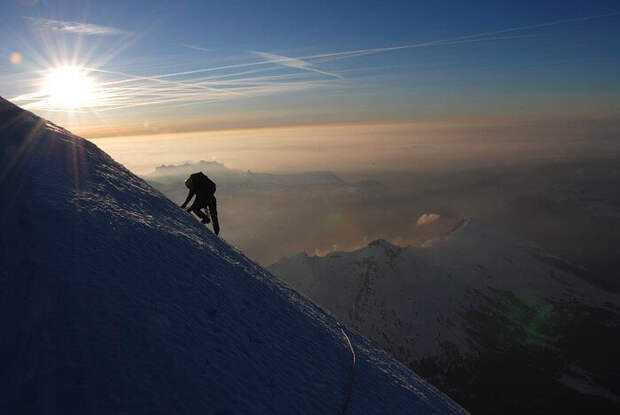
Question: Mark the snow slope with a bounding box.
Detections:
[0,97,467,414]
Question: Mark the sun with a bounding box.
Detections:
[43,66,99,109]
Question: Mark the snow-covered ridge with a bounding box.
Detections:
[0,97,466,414]
[269,216,620,411]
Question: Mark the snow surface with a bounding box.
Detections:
[0,97,467,414]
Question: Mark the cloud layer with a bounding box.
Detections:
[26,17,129,36]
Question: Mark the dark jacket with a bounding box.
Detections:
[181,172,216,208]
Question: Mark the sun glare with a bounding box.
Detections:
[43,66,99,109]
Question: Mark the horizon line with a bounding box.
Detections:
[80,113,620,140]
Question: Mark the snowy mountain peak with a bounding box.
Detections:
[368,238,398,249]
[270,216,620,412]
[0,97,466,414]
[367,238,403,258]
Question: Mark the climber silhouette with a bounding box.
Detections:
[181,172,220,235]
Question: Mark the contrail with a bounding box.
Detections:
[86,67,245,96]
[182,44,214,53]
[252,51,343,79]
[118,12,618,82]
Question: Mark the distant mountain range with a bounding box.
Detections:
[147,160,346,189]
[144,159,390,211]
[269,219,620,413]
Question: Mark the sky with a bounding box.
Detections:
[1,0,619,139]
[2,0,620,290]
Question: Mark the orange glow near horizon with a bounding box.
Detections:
[86,116,620,180]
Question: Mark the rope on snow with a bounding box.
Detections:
[338,325,357,415]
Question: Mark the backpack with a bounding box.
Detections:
[190,172,216,194]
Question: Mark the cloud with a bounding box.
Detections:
[416,213,441,226]
[26,17,130,36]
[252,51,343,79]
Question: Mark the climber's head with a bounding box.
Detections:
[184,177,193,189]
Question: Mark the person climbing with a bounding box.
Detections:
[181,171,220,235]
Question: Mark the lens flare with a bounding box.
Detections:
[9,52,22,65]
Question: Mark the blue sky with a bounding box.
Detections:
[1,0,619,136]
